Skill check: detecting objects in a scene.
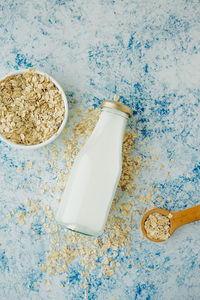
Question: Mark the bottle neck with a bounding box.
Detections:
[102,107,129,120]
[91,107,128,144]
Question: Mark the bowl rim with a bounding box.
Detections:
[0,69,68,150]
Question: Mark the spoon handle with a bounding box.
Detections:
[173,204,200,229]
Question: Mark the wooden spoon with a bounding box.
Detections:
[141,205,200,242]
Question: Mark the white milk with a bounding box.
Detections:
[56,102,131,236]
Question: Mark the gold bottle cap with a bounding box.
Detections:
[100,100,132,117]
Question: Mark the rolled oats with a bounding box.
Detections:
[0,69,65,145]
[144,212,171,240]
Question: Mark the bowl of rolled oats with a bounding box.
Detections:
[0,68,68,149]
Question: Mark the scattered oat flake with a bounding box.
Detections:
[187,173,192,178]
[19,218,25,225]
[43,280,51,286]
[26,198,31,207]
[160,163,165,170]
[18,166,23,172]
[6,214,12,220]
[146,146,152,151]
[114,94,120,101]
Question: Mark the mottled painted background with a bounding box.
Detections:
[0,0,200,299]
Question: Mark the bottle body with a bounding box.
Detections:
[56,107,128,236]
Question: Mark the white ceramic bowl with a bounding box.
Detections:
[0,69,68,150]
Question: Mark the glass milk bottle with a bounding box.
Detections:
[56,100,132,236]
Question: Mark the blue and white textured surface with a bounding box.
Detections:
[0,1,200,299]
